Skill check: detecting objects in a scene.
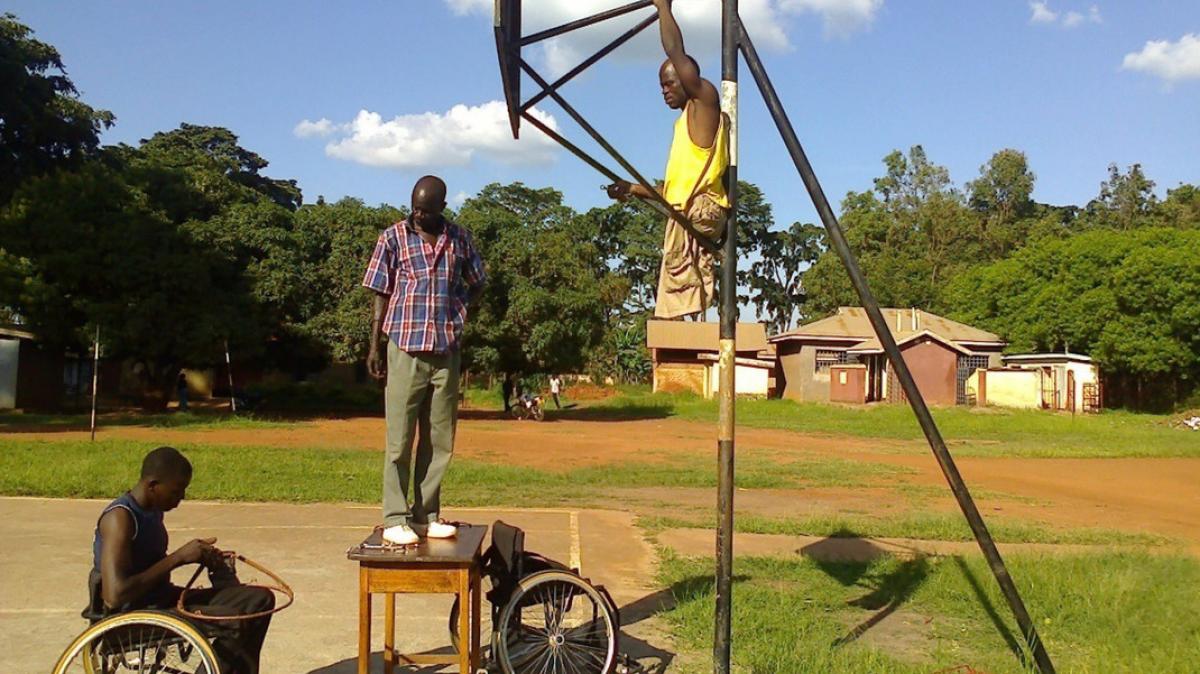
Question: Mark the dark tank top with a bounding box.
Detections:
[92,492,170,607]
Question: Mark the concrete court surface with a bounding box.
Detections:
[1,497,674,673]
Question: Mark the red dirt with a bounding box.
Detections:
[14,415,1200,550]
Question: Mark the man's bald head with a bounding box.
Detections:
[411,175,448,231]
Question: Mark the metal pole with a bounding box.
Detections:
[520,61,721,254]
[521,0,654,46]
[521,11,659,114]
[736,19,1055,674]
[224,340,237,414]
[89,326,100,442]
[714,1,738,672]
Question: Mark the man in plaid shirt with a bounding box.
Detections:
[363,175,485,545]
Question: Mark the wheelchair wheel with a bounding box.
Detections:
[532,405,545,422]
[494,570,618,674]
[53,611,220,674]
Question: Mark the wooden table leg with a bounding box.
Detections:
[458,569,471,673]
[470,566,482,671]
[358,567,371,674]
[384,592,396,674]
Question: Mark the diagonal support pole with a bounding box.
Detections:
[736,16,1056,674]
[521,11,659,114]
[520,60,721,255]
[521,0,655,46]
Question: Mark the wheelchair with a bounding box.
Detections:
[449,521,621,674]
[53,570,225,673]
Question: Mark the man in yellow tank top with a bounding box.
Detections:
[606,0,730,320]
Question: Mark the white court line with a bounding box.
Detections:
[569,510,581,572]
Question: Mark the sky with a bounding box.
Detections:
[10,1,1200,230]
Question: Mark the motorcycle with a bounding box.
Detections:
[510,393,545,421]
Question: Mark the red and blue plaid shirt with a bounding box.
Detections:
[362,218,486,354]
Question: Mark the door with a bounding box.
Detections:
[1067,370,1076,413]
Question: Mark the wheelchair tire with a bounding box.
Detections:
[53,611,221,674]
[494,570,618,674]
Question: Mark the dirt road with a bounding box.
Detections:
[16,414,1200,549]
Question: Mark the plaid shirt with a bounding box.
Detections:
[362,218,486,353]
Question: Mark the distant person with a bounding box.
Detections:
[501,373,515,413]
[364,175,486,546]
[549,374,562,409]
[176,370,189,411]
[92,446,274,673]
[606,0,729,320]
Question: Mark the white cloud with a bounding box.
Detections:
[293,118,335,138]
[296,101,561,169]
[444,0,490,16]
[444,0,878,77]
[778,0,883,39]
[1029,1,1057,24]
[450,190,470,208]
[1030,1,1102,28]
[1122,33,1200,84]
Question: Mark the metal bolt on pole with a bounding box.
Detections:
[714,1,738,673]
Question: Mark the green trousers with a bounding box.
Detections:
[383,342,460,527]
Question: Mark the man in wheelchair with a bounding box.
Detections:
[91,446,274,673]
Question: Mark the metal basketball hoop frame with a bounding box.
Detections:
[494,2,1056,673]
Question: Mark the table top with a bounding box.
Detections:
[347,523,487,564]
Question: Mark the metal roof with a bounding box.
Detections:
[769,307,1003,346]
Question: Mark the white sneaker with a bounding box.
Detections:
[423,521,458,539]
[382,524,418,545]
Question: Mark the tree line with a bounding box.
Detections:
[2,15,1197,410]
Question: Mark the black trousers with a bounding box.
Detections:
[162,584,275,674]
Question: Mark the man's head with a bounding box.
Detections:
[410,175,448,231]
[659,56,699,110]
[139,446,192,512]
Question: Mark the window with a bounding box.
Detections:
[815,349,848,373]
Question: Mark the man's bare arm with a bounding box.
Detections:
[366,292,388,379]
[653,0,706,100]
[98,509,216,608]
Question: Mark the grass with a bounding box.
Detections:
[0,410,298,431]
[660,550,1200,673]
[578,388,1199,458]
[639,512,1171,547]
[0,438,908,505]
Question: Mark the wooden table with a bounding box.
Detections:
[347,524,487,674]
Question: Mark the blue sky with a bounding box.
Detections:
[11,1,1200,230]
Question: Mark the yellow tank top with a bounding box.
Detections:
[661,101,730,210]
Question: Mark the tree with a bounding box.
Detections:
[800,146,982,317]
[292,197,405,363]
[456,183,623,377]
[1155,184,1200,230]
[741,221,824,332]
[945,228,1200,410]
[967,149,1036,257]
[0,14,114,203]
[0,161,264,407]
[1088,163,1157,230]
